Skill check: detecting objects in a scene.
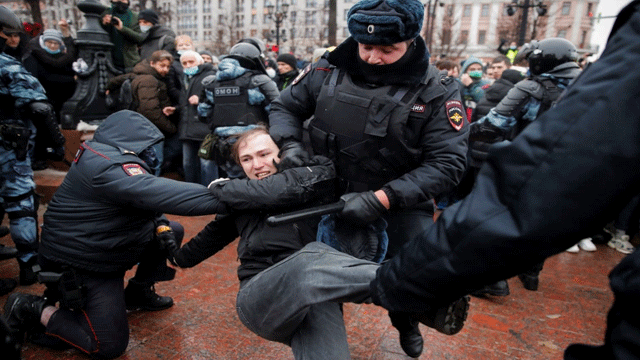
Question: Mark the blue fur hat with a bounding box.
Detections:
[347,0,424,45]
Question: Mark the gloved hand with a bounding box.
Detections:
[207,177,230,190]
[46,145,66,161]
[276,141,310,170]
[339,191,387,226]
[27,101,66,147]
[156,225,179,266]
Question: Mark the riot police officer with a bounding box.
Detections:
[3,111,227,359]
[468,38,581,295]
[0,6,66,286]
[268,0,469,357]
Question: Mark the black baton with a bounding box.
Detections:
[266,200,345,226]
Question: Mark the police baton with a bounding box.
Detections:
[266,200,345,226]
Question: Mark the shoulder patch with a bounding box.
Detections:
[122,163,147,176]
[445,100,465,131]
[292,64,312,86]
[411,104,426,113]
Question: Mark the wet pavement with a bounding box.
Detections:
[0,168,628,359]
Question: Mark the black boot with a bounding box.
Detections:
[124,279,173,311]
[3,293,47,338]
[0,226,10,238]
[0,244,18,261]
[472,280,510,297]
[0,278,17,296]
[518,273,539,291]
[389,312,424,358]
[18,257,39,286]
[413,296,470,336]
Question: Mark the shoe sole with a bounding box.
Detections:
[126,302,174,312]
[608,241,633,254]
[471,289,510,297]
[433,296,470,335]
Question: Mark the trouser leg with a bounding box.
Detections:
[236,242,378,343]
[290,302,350,360]
[45,276,129,359]
[132,221,183,284]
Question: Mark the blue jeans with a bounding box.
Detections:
[151,141,164,176]
[0,122,38,262]
[182,140,218,186]
[236,242,377,360]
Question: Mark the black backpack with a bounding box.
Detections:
[105,74,137,111]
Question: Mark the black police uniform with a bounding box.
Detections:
[371,2,640,359]
[35,110,226,358]
[270,36,469,257]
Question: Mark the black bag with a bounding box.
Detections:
[105,76,137,111]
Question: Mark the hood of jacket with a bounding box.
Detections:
[92,110,164,155]
[216,58,249,81]
[545,61,582,79]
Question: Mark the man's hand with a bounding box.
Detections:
[188,95,199,105]
[340,191,388,225]
[162,106,176,116]
[156,226,179,266]
[460,73,473,87]
[277,141,310,170]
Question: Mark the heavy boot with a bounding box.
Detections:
[518,262,544,291]
[389,312,424,358]
[0,244,18,261]
[0,278,17,296]
[124,279,173,311]
[413,296,470,336]
[18,257,39,286]
[3,293,47,340]
[471,280,510,297]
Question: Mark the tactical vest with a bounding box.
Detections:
[210,71,266,128]
[514,77,561,138]
[309,68,426,191]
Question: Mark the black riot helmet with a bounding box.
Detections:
[528,38,578,75]
[239,37,266,54]
[227,42,267,73]
[0,6,23,34]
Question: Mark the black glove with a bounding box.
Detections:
[469,121,505,143]
[156,226,179,266]
[27,101,66,147]
[277,141,310,170]
[46,145,66,161]
[339,191,387,226]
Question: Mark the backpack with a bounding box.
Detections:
[105,74,137,111]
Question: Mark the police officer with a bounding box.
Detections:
[469,38,581,295]
[268,0,469,357]
[371,2,640,358]
[198,41,279,178]
[0,6,66,286]
[3,110,227,359]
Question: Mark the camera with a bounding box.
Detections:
[110,17,119,26]
[66,19,73,25]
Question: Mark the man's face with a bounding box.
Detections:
[466,63,483,74]
[3,33,21,48]
[277,61,294,74]
[201,54,212,63]
[181,54,199,69]
[358,41,409,65]
[176,39,193,51]
[150,59,171,77]
[44,40,61,51]
[138,19,153,27]
[490,61,509,79]
[237,133,280,180]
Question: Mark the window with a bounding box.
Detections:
[460,30,468,44]
[481,4,489,17]
[557,29,567,38]
[251,14,257,24]
[290,11,297,22]
[446,5,454,17]
[478,30,486,45]
[463,4,471,17]
[561,2,571,16]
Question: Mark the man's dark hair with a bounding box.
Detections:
[149,50,173,64]
[491,55,511,66]
[231,124,271,164]
[434,59,458,72]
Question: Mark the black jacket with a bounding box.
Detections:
[471,70,523,122]
[178,62,215,141]
[174,156,335,282]
[139,25,175,61]
[371,5,640,359]
[269,37,469,210]
[40,110,226,273]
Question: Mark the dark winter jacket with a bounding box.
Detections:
[269,36,469,210]
[276,69,299,91]
[371,8,640,360]
[178,62,215,141]
[174,156,336,282]
[100,7,143,71]
[139,25,176,61]
[39,110,226,273]
[130,60,176,135]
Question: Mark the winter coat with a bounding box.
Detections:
[130,60,176,136]
[101,8,143,71]
[139,25,175,61]
[178,62,215,141]
[472,70,523,122]
[276,69,299,91]
[174,156,336,282]
[39,110,226,274]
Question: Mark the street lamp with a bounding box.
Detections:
[506,0,547,46]
[266,0,289,53]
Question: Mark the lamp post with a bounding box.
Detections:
[506,0,547,46]
[266,0,289,53]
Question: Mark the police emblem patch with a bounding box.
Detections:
[411,104,426,113]
[445,100,465,131]
[292,64,312,86]
[122,163,147,176]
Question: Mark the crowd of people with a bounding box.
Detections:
[1,0,640,359]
